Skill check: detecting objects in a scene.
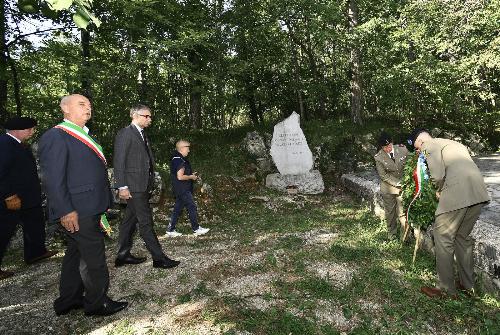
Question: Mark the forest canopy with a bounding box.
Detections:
[1,0,499,149]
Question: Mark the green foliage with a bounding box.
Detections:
[3,0,499,148]
[401,152,438,230]
[18,0,39,14]
[46,0,100,27]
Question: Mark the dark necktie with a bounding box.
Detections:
[140,130,148,148]
[141,130,154,173]
[390,152,395,162]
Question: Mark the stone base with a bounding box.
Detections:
[266,170,324,194]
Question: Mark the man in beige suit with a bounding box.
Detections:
[374,132,410,240]
[408,129,490,298]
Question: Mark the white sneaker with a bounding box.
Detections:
[165,230,183,237]
[193,227,210,235]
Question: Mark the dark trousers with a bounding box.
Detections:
[0,206,47,266]
[117,192,166,262]
[54,215,109,313]
[168,191,199,232]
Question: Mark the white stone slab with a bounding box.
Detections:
[270,112,313,175]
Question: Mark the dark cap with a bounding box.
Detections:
[377,131,393,147]
[407,128,428,147]
[4,116,37,130]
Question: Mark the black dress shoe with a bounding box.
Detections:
[26,250,58,264]
[153,258,180,269]
[55,302,84,316]
[0,269,14,280]
[115,255,147,267]
[84,300,128,316]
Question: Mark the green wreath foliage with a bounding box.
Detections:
[401,152,438,230]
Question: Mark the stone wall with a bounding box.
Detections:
[341,153,500,294]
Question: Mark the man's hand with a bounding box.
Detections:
[191,172,198,181]
[5,195,21,211]
[119,188,133,200]
[61,211,79,233]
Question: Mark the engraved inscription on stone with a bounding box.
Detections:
[270,112,313,175]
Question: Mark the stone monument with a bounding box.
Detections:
[266,112,324,194]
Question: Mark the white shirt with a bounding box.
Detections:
[132,122,144,140]
[6,133,21,143]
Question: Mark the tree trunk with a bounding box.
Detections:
[303,17,326,119]
[214,0,224,129]
[189,79,202,129]
[348,0,363,125]
[188,50,202,129]
[0,0,8,125]
[6,49,21,116]
[285,19,325,119]
[287,26,305,120]
[81,29,92,100]
[247,90,259,126]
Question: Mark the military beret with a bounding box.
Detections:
[407,128,428,147]
[4,116,37,130]
[377,131,393,147]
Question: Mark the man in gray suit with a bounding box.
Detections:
[113,104,179,269]
[409,129,490,298]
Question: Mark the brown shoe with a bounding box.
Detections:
[26,250,58,264]
[421,286,459,300]
[420,286,445,298]
[0,270,14,280]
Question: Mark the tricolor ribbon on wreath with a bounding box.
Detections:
[403,152,429,263]
[54,121,112,236]
[405,153,429,227]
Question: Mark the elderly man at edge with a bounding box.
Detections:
[0,117,57,280]
[408,129,490,298]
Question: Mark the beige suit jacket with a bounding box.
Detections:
[375,144,410,194]
[421,138,490,215]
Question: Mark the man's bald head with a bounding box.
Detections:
[59,94,92,127]
[176,140,190,150]
[414,131,432,150]
[176,140,191,157]
[60,94,86,109]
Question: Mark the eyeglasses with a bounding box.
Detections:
[138,114,152,119]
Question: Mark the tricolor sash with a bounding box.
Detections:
[54,121,112,235]
[55,121,107,165]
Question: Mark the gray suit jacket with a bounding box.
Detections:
[113,124,155,193]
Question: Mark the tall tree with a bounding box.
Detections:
[0,0,8,125]
[348,0,363,125]
[80,28,91,98]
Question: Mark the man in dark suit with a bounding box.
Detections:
[0,117,56,280]
[113,104,180,269]
[39,94,127,316]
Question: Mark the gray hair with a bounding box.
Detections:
[130,104,150,118]
[60,95,71,109]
